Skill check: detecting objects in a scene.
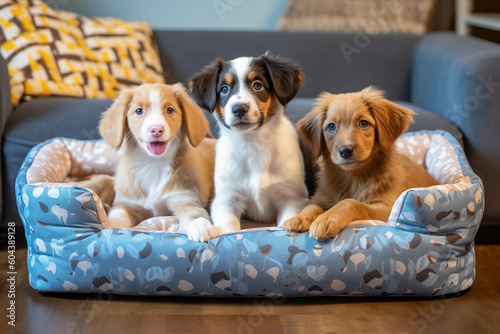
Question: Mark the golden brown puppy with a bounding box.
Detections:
[99,83,217,242]
[283,86,436,240]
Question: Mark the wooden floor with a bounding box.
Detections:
[1,241,499,334]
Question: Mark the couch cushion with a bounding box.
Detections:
[153,31,422,101]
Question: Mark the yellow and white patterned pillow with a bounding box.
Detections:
[0,0,165,107]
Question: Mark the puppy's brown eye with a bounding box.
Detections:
[253,81,263,91]
[359,120,369,128]
[327,122,336,132]
[167,107,174,114]
[135,108,143,116]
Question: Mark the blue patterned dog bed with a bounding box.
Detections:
[16,131,483,297]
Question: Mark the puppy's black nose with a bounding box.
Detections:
[231,104,249,119]
[339,146,354,159]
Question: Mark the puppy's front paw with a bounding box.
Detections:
[282,204,324,232]
[309,213,348,241]
[187,218,218,242]
[282,214,315,232]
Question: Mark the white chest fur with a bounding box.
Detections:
[116,139,181,215]
[133,157,172,202]
[213,115,308,223]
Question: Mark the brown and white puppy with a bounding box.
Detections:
[99,83,217,242]
[283,86,436,240]
[189,54,309,236]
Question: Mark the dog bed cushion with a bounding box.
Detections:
[16,130,483,297]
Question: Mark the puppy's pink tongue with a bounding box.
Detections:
[147,142,167,155]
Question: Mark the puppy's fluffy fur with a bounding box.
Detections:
[72,174,115,212]
[283,86,436,240]
[99,83,217,242]
[189,54,309,235]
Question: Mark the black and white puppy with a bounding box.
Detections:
[189,53,309,235]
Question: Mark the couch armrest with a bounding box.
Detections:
[411,32,500,226]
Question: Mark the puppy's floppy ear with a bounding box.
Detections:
[361,86,415,154]
[297,92,334,159]
[172,83,209,147]
[99,89,134,150]
[257,52,304,107]
[188,57,225,113]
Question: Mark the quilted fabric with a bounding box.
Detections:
[0,0,165,107]
[16,131,483,297]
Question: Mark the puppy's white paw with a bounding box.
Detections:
[187,218,218,242]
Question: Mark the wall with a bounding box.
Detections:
[44,0,289,30]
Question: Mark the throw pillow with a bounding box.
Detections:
[0,0,165,107]
[278,0,439,34]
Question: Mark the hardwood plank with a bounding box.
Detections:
[83,315,284,334]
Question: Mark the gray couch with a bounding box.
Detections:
[1,31,498,243]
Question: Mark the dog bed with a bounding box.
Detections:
[16,130,483,297]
